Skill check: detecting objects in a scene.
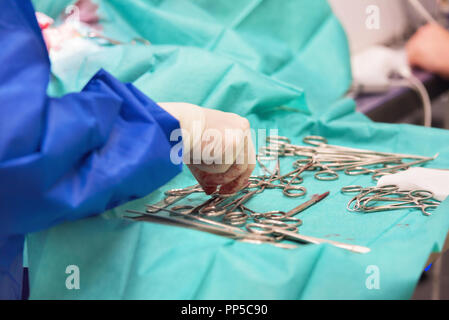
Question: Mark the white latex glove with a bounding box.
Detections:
[159,102,256,195]
[377,167,449,201]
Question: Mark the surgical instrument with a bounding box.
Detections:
[146,205,244,233]
[126,210,297,249]
[249,192,330,222]
[263,135,437,181]
[341,185,441,216]
[85,31,151,46]
[285,192,330,217]
[147,184,204,213]
[245,222,371,254]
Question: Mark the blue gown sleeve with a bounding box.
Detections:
[0,0,182,299]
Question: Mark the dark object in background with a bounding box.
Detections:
[356,70,449,127]
[413,252,449,300]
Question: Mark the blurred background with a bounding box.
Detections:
[330,0,443,53]
[330,0,449,129]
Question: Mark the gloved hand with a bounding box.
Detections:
[406,23,449,79]
[158,102,256,195]
[36,12,80,51]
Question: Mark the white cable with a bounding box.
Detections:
[352,46,433,127]
[406,74,433,127]
[354,75,432,128]
[406,1,437,127]
[408,0,438,24]
[392,56,432,127]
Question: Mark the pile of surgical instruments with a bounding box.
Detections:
[138,157,325,226]
[126,159,370,253]
[126,156,369,251]
[341,185,441,216]
[126,185,371,253]
[126,135,439,254]
[261,136,438,181]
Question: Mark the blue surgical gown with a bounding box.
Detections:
[0,0,182,299]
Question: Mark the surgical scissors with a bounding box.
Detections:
[222,159,306,218]
[341,185,441,215]
[147,184,204,213]
[341,185,399,212]
[249,159,308,196]
[292,156,339,181]
[164,184,204,197]
[263,135,437,181]
[362,190,440,216]
[245,222,371,254]
[145,205,245,233]
[126,210,297,249]
[341,185,399,195]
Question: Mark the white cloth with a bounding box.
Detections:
[377,167,449,201]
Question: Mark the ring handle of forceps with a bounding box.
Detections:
[303,136,328,147]
[199,206,227,217]
[164,185,203,196]
[281,175,303,185]
[345,166,373,176]
[252,211,286,221]
[360,202,438,216]
[343,185,402,211]
[223,211,248,226]
[408,190,434,200]
[282,184,307,197]
[341,185,366,194]
[358,188,436,212]
[253,213,303,226]
[289,177,304,185]
[246,221,299,236]
[314,170,339,181]
[260,181,306,197]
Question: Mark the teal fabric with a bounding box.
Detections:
[27,0,449,299]
[32,0,75,19]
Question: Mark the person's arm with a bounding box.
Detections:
[0,0,181,299]
[406,23,449,79]
[0,0,255,299]
[1,0,256,238]
[0,2,182,237]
